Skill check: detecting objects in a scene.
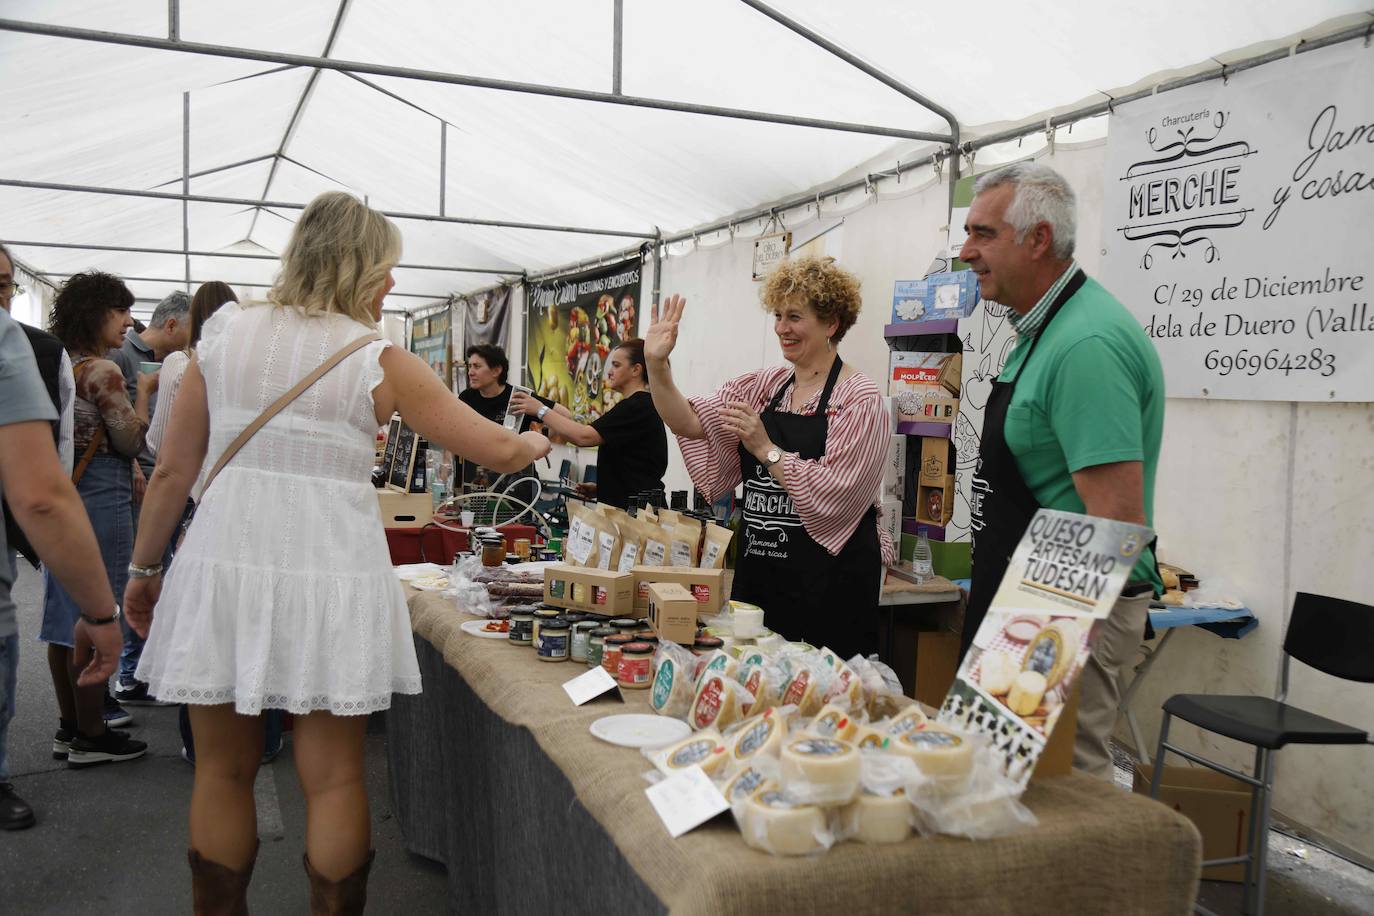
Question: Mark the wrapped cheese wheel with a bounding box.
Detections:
[840,790,912,844]
[737,789,830,856]
[780,737,861,805]
[851,724,892,753]
[737,664,780,717]
[889,725,974,786]
[806,703,859,742]
[722,764,777,805]
[737,647,769,670]
[822,661,863,710]
[884,706,929,739]
[652,731,729,778]
[728,709,786,769]
[781,668,825,716]
[1007,670,1047,716]
[692,674,749,732]
[695,649,739,685]
[650,649,696,719]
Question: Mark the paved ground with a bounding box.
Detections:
[0,561,448,914]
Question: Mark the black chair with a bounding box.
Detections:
[1149,592,1373,915]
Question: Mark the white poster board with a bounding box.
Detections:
[1099,41,1373,402]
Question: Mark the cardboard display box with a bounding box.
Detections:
[878,498,903,555]
[880,434,907,502]
[631,566,727,617]
[648,582,698,645]
[918,436,953,487]
[889,352,962,427]
[915,475,955,528]
[377,490,433,529]
[543,564,637,616]
[1133,764,1253,882]
[891,271,981,323]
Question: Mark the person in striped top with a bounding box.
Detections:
[645,257,893,660]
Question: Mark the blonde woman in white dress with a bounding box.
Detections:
[125,192,550,914]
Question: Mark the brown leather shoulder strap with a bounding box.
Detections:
[199,333,382,497]
[70,357,106,485]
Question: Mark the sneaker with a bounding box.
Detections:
[114,678,175,707]
[103,691,133,728]
[67,730,148,769]
[0,783,36,830]
[52,727,74,761]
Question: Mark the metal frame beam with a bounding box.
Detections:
[34,270,453,301]
[0,177,655,238]
[0,18,952,144]
[3,240,520,276]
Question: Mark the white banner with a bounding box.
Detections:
[1100,41,1373,401]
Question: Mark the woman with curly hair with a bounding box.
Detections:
[644,257,893,659]
[42,271,155,768]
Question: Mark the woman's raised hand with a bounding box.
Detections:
[644,294,686,365]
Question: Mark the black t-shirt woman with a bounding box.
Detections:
[456,345,549,506]
[510,338,667,510]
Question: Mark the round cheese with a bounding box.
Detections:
[737,664,779,717]
[695,649,739,685]
[781,669,824,716]
[649,652,695,719]
[806,703,859,742]
[779,737,861,805]
[728,709,786,767]
[851,724,892,754]
[721,765,777,805]
[818,646,844,670]
[822,662,863,710]
[1023,620,1078,688]
[691,674,747,732]
[737,790,828,856]
[656,732,729,778]
[841,790,912,844]
[1007,670,1047,716]
[737,647,769,670]
[977,649,1017,696]
[884,707,929,739]
[890,725,974,786]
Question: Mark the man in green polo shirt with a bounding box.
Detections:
[958,161,1165,779]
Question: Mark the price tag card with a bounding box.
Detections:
[562,666,620,706]
[644,765,730,839]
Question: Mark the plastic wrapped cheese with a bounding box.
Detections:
[721,764,778,805]
[651,731,729,778]
[691,674,749,732]
[737,664,780,717]
[728,709,787,769]
[822,661,863,710]
[650,648,696,719]
[840,790,912,845]
[889,725,974,787]
[779,737,861,805]
[1007,670,1048,716]
[781,668,825,717]
[695,649,739,685]
[736,789,832,857]
[806,703,859,742]
[884,707,929,739]
[852,724,892,753]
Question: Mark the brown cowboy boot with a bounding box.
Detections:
[303,850,375,915]
[187,840,259,916]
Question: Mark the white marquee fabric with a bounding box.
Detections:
[1,0,1369,311]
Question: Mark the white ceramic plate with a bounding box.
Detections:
[589,714,691,750]
[460,619,511,640]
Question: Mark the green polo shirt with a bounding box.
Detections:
[999,273,1165,592]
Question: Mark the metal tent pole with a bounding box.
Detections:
[31,271,456,300]
[612,0,624,95]
[182,91,191,292]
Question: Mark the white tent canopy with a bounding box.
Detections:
[2,0,1370,314]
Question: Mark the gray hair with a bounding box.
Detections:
[973,161,1077,259]
[148,289,192,328]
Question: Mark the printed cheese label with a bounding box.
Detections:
[704,654,729,676]
[668,739,720,768]
[904,730,962,748]
[727,768,767,801]
[887,713,925,737]
[791,738,848,757]
[857,733,889,752]
[651,659,676,710]
[693,677,724,728]
[782,670,810,706]
[756,790,798,809]
[734,717,776,759]
[812,712,846,737]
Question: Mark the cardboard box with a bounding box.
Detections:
[543,564,637,616]
[915,474,955,527]
[648,582,699,644]
[376,490,433,529]
[881,435,907,502]
[918,436,952,486]
[1030,683,1079,782]
[889,352,962,427]
[891,271,981,323]
[1133,763,1254,882]
[878,498,903,553]
[631,566,727,617]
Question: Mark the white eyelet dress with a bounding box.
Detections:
[135,304,422,715]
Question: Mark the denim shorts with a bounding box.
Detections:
[40,452,131,648]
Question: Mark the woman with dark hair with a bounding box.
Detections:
[510,337,667,510]
[41,271,155,768]
[455,344,552,499]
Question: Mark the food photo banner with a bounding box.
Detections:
[1100,40,1373,402]
[525,258,642,422]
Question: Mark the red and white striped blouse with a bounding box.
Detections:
[679,365,895,563]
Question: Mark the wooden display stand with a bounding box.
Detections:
[377,490,433,529]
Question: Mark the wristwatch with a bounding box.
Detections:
[536,405,550,421]
[128,561,163,579]
[764,448,783,467]
[80,606,122,626]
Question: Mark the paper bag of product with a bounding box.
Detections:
[699,523,733,569]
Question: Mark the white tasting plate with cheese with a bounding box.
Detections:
[459,619,509,640]
[410,576,450,591]
[590,714,691,750]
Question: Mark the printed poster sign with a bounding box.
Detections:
[525,259,641,422]
[939,510,1153,787]
[409,305,452,388]
[1100,41,1373,401]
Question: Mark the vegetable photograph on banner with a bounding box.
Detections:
[525,258,642,422]
[1100,40,1372,402]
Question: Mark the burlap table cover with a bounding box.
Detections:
[395,589,1200,915]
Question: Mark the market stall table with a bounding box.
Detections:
[383,522,539,565]
[388,588,1201,915]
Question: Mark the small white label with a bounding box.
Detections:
[669,540,693,567]
[568,522,596,566]
[645,765,730,838]
[616,542,640,574]
[563,666,620,706]
[597,530,616,569]
[700,542,722,569]
[643,539,667,566]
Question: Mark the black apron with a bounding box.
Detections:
[730,357,881,660]
[961,270,1087,658]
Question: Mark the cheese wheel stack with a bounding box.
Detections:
[840,791,912,845]
[654,732,729,778]
[806,703,859,742]
[728,710,786,770]
[649,652,695,719]
[889,725,974,787]
[691,674,748,731]
[737,790,830,856]
[779,737,861,805]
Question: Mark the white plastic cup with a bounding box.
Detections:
[460,510,475,527]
